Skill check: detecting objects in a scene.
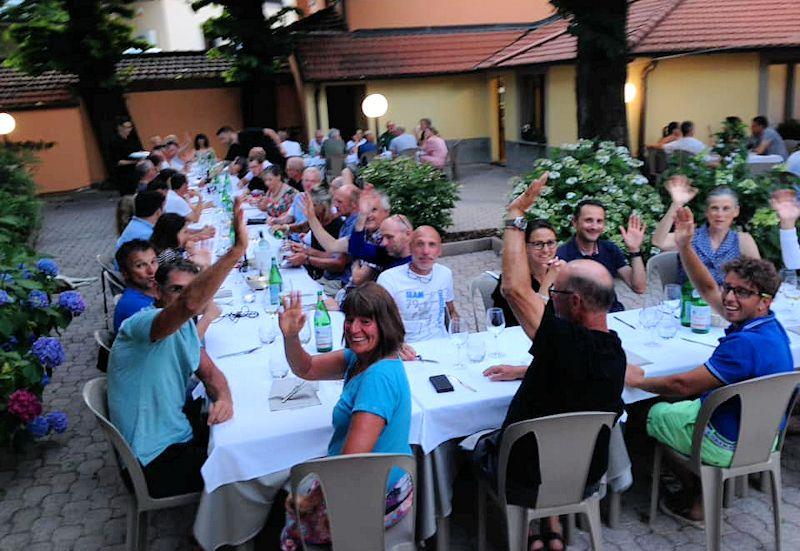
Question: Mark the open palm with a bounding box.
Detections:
[665,175,698,206]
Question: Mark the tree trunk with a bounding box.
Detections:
[241,78,277,128]
[570,0,629,145]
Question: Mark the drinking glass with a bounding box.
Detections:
[485,308,506,359]
[299,318,312,346]
[466,334,487,363]
[269,357,289,379]
[656,315,678,340]
[781,269,800,323]
[449,318,468,369]
[259,315,279,344]
[662,284,682,317]
[639,304,663,347]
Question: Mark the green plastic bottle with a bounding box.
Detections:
[268,257,283,305]
[680,281,693,327]
[314,291,333,353]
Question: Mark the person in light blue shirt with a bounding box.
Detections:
[278,282,413,548]
[107,199,248,497]
[115,191,164,251]
[749,116,788,160]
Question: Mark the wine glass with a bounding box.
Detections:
[449,318,468,369]
[662,284,682,317]
[639,301,663,347]
[485,308,506,359]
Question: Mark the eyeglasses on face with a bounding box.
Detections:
[719,283,771,300]
[527,240,558,250]
[548,286,575,296]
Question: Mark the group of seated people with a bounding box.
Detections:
[650,115,792,160]
[105,146,800,548]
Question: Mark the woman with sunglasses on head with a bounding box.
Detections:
[484,219,562,382]
[277,282,413,550]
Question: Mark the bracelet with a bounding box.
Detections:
[537,292,550,304]
[628,251,643,259]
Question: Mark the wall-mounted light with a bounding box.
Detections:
[361,93,388,119]
[0,113,16,136]
[624,82,637,104]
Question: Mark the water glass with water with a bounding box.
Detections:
[449,318,468,369]
[269,357,289,379]
[467,333,486,363]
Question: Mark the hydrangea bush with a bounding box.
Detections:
[509,140,664,252]
[0,256,78,447]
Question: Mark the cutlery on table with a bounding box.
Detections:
[281,381,307,403]
[412,355,439,363]
[217,346,262,359]
[449,375,477,392]
[613,316,636,330]
[679,337,716,348]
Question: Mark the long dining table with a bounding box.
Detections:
[190,206,800,549]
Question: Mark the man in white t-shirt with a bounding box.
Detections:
[664,121,707,156]
[377,226,458,342]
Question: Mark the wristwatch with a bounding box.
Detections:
[503,216,528,231]
[628,251,643,259]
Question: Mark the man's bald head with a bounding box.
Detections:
[410,226,442,273]
[286,157,304,179]
[412,225,441,245]
[555,259,615,314]
[379,214,413,258]
[333,183,360,216]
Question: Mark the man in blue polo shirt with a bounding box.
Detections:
[626,206,791,525]
[115,191,164,251]
[557,199,647,311]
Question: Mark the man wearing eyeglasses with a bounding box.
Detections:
[107,199,246,498]
[625,206,791,525]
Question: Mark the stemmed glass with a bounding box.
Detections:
[449,318,468,369]
[639,297,663,347]
[662,284,682,317]
[485,308,506,359]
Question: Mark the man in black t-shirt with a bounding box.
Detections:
[474,173,625,548]
[216,125,286,169]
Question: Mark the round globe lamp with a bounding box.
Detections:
[361,94,388,137]
[0,113,16,143]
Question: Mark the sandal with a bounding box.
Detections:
[658,497,705,529]
[541,531,565,551]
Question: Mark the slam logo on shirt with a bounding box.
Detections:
[406,291,425,299]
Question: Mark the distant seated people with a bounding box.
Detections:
[664,121,707,156]
[377,226,457,342]
[415,118,433,144]
[151,213,211,268]
[557,199,647,311]
[321,128,347,160]
[771,189,800,270]
[135,159,158,193]
[657,121,681,147]
[285,187,346,280]
[350,213,413,284]
[653,176,759,284]
[357,131,379,164]
[626,206,790,525]
[485,219,559,382]
[270,167,323,234]
[114,239,158,332]
[284,156,305,192]
[308,129,326,157]
[389,126,418,157]
[148,150,167,171]
[279,130,303,157]
[162,139,186,172]
[193,133,217,166]
[217,125,285,168]
[473,175,624,546]
[255,165,297,219]
[748,115,788,160]
[116,191,165,251]
[787,150,800,178]
[243,155,267,191]
[419,127,448,169]
[346,129,365,166]
[226,156,247,194]
[162,173,207,223]
[108,211,246,497]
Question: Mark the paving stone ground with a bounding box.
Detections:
[0,183,798,550]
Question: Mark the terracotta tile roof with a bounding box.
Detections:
[0,52,234,110]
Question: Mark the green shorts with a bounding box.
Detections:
[647,399,734,468]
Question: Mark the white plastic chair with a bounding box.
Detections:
[477,411,616,551]
[649,371,800,551]
[646,251,680,288]
[469,271,500,330]
[289,453,416,551]
[82,377,200,551]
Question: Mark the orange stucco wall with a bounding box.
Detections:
[125,87,243,159]
[6,106,104,194]
[346,0,553,30]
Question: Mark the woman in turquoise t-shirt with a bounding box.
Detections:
[278,281,413,549]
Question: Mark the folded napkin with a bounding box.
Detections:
[624,349,652,367]
[786,326,800,336]
[268,378,321,411]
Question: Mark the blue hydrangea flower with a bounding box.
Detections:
[0,273,13,286]
[31,337,65,369]
[27,290,49,309]
[40,373,50,386]
[0,290,12,306]
[45,412,68,434]
[18,263,32,280]
[1,336,19,352]
[26,416,51,438]
[57,291,85,315]
[35,259,58,277]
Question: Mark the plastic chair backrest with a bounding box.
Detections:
[360,151,377,166]
[289,453,416,551]
[82,377,152,505]
[690,370,800,469]
[103,270,125,296]
[469,271,500,329]
[498,412,616,509]
[398,148,418,158]
[646,251,680,287]
[94,329,114,352]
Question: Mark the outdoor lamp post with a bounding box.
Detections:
[361,94,388,139]
[0,113,16,144]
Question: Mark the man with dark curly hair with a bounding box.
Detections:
[626,206,791,525]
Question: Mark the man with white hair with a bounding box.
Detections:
[308,129,326,157]
[389,126,418,157]
[321,128,346,159]
[285,156,305,192]
[271,167,323,235]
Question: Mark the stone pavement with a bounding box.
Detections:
[449,164,519,234]
[0,186,799,550]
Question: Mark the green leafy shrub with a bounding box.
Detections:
[0,145,42,256]
[360,157,459,234]
[509,140,664,252]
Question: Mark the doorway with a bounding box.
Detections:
[325,84,367,140]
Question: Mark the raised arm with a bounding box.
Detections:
[304,193,349,253]
[652,176,698,251]
[502,174,554,340]
[772,189,800,269]
[674,206,723,314]
[618,214,647,294]
[150,196,248,341]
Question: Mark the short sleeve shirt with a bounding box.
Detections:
[703,312,793,442]
[164,190,193,217]
[289,192,308,225]
[107,308,201,466]
[377,263,454,342]
[113,287,155,332]
[115,217,154,251]
[761,127,789,160]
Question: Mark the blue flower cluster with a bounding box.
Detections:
[58,291,85,315]
[18,263,32,280]
[26,416,50,438]
[41,373,50,386]
[36,259,58,277]
[26,411,68,438]
[31,337,65,369]
[1,336,19,352]
[45,412,68,434]
[0,290,12,306]
[27,290,49,309]
[0,273,13,285]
